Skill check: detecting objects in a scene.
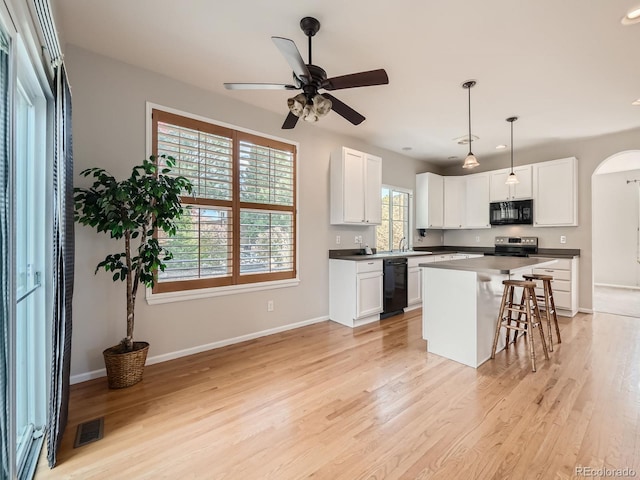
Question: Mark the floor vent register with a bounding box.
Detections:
[74,417,104,448]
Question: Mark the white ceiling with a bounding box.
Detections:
[53,0,640,165]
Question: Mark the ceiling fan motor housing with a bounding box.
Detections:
[301,64,328,101]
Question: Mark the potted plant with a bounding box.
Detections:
[74,155,193,388]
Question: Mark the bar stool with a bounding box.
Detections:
[523,274,561,351]
[491,280,549,372]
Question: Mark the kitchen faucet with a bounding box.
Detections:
[398,236,406,252]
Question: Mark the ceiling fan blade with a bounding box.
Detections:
[282,111,300,129]
[224,83,298,90]
[272,37,311,81]
[323,69,389,91]
[322,93,365,125]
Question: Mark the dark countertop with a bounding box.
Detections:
[420,256,558,274]
[329,245,580,261]
[329,249,436,261]
[532,249,581,258]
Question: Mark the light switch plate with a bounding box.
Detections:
[560,235,567,244]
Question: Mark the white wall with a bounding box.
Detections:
[65,45,442,380]
[441,128,640,312]
[593,169,640,287]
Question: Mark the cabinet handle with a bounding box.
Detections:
[368,262,374,265]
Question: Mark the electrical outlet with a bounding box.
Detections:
[336,235,341,245]
[475,235,480,243]
[267,300,274,312]
[560,235,567,244]
[355,235,362,244]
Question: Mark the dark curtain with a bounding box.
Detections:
[47,65,73,468]
[0,31,10,480]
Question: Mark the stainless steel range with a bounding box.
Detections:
[491,236,538,257]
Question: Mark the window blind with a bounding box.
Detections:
[152,109,296,293]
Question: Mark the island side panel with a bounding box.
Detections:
[476,272,508,366]
[422,267,478,368]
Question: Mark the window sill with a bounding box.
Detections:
[145,277,300,305]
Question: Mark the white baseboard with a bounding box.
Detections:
[594,283,640,291]
[404,304,421,312]
[70,315,329,385]
[578,308,594,314]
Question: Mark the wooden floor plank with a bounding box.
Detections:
[36,309,640,479]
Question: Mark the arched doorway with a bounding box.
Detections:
[592,150,640,317]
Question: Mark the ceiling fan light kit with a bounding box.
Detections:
[224,16,389,129]
[505,116,520,185]
[462,80,479,169]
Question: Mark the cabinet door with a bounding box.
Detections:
[416,173,443,228]
[443,176,466,228]
[407,267,421,306]
[342,149,366,223]
[512,165,532,199]
[490,166,533,201]
[490,169,511,201]
[356,271,383,318]
[465,173,490,228]
[533,157,577,226]
[364,154,382,224]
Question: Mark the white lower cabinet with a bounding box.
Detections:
[407,267,422,307]
[356,271,384,318]
[532,256,579,317]
[407,257,428,308]
[329,259,383,327]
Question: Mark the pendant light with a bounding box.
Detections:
[505,116,519,185]
[462,80,479,169]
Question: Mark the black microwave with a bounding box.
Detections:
[489,199,533,225]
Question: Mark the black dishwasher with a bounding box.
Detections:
[381,257,408,319]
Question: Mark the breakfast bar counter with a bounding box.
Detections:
[419,256,556,368]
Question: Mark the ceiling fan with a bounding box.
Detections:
[224,16,389,129]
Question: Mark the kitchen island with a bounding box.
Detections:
[420,256,556,368]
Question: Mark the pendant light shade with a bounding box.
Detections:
[462,80,479,169]
[505,116,519,184]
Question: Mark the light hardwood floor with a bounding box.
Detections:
[36,309,640,479]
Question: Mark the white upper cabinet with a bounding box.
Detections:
[489,165,533,201]
[465,173,491,228]
[443,176,466,229]
[364,154,382,224]
[533,157,577,227]
[330,147,382,225]
[415,172,443,229]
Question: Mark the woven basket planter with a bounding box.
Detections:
[103,342,150,389]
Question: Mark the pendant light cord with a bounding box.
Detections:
[510,120,514,173]
[468,86,472,155]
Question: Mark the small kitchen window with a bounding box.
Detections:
[376,186,412,252]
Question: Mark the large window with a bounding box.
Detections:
[376,186,412,252]
[152,109,297,293]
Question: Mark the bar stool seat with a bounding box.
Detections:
[491,279,549,372]
[523,273,561,351]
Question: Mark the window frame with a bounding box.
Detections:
[376,184,413,252]
[146,103,299,303]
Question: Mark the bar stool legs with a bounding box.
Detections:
[491,280,549,372]
[524,274,561,351]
